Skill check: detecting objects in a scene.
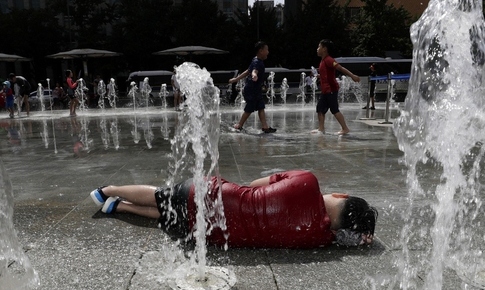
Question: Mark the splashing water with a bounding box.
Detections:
[97,79,106,109]
[0,160,39,289]
[110,116,120,150]
[129,81,138,111]
[159,83,168,109]
[393,0,485,289]
[266,71,275,106]
[76,79,88,111]
[280,78,289,105]
[297,72,306,106]
[141,77,152,109]
[310,66,318,106]
[168,62,235,288]
[337,76,363,104]
[107,78,118,109]
[235,79,245,108]
[37,83,45,112]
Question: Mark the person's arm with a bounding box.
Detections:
[335,64,360,82]
[249,170,311,187]
[249,176,271,187]
[229,69,249,84]
[67,78,78,89]
[250,69,259,82]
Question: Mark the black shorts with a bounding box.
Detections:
[244,98,265,113]
[316,92,340,114]
[154,179,192,239]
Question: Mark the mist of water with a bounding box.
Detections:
[393,0,485,288]
[0,160,39,289]
[169,62,227,280]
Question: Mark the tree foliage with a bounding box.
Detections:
[350,0,413,58]
[0,0,418,83]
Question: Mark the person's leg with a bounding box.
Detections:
[258,109,269,129]
[334,112,350,135]
[71,98,79,115]
[313,93,327,133]
[69,97,75,115]
[235,111,251,129]
[328,92,349,135]
[371,96,375,109]
[16,97,22,116]
[23,95,29,116]
[94,185,160,218]
[318,112,326,132]
[102,185,158,207]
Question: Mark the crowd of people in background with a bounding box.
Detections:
[0,39,373,126]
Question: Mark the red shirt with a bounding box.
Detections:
[319,56,339,94]
[187,170,334,248]
[66,77,77,89]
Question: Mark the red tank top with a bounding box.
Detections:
[187,170,334,248]
[319,56,339,94]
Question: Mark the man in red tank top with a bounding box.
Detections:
[90,170,377,248]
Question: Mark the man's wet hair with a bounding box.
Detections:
[65,70,72,77]
[254,41,267,54]
[319,39,335,55]
[340,196,378,235]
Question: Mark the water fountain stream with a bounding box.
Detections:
[394,0,485,289]
[0,160,39,289]
[167,62,236,289]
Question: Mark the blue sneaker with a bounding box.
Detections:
[102,197,120,214]
[90,187,108,206]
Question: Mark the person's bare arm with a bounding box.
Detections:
[336,64,360,82]
[250,69,259,82]
[249,176,271,187]
[229,69,249,83]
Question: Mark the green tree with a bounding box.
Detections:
[109,0,174,71]
[231,3,285,69]
[350,0,413,58]
[47,0,116,48]
[0,8,64,81]
[282,0,349,68]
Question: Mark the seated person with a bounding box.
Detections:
[90,170,378,248]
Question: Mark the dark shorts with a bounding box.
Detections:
[155,179,192,239]
[243,97,265,113]
[5,97,14,109]
[18,88,29,96]
[68,94,77,100]
[316,92,340,114]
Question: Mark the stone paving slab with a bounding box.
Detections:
[1,104,477,289]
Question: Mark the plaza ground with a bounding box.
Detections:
[2,103,474,289]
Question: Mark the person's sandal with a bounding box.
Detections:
[262,127,277,133]
[102,197,121,214]
[90,186,108,206]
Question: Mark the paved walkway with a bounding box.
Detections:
[0,103,472,289]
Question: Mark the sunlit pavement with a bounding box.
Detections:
[4,103,466,289]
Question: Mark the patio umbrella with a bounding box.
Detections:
[47,48,122,59]
[47,48,122,76]
[0,53,31,62]
[153,46,228,60]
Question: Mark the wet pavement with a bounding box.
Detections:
[1,103,470,289]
